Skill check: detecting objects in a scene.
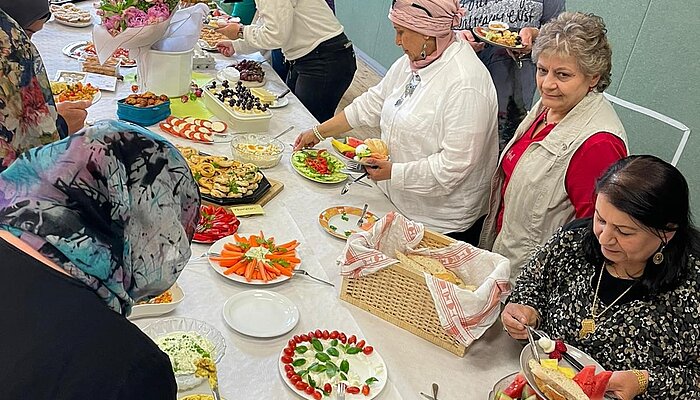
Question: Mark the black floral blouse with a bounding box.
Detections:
[509,226,700,398]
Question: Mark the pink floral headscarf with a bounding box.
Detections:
[389,0,465,71]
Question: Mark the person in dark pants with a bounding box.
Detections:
[215,0,356,122]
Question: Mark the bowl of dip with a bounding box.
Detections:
[144,317,227,391]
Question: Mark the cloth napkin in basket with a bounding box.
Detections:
[338,212,512,347]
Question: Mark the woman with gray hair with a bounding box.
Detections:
[479,12,628,283]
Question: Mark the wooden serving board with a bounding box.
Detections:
[201,178,284,208]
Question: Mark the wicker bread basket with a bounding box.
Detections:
[339,230,467,356]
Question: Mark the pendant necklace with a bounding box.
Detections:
[579,263,637,339]
[394,73,421,107]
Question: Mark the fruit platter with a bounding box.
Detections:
[205,80,271,116]
[208,232,300,284]
[193,205,240,244]
[291,150,348,184]
[472,21,524,49]
[231,59,266,85]
[178,146,272,205]
[279,330,387,399]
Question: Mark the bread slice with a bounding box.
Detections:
[528,359,588,400]
[395,251,474,290]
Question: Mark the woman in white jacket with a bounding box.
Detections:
[294,0,498,244]
[215,0,355,123]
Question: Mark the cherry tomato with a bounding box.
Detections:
[324,383,332,394]
[294,335,302,343]
[314,329,323,338]
[356,340,365,349]
[283,347,294,356]
[346,386,360,394]
[322,330,330,339]
[308,331,315,339]
[284,364,294,373]
[301,334,310,342]
[330,330,339,339]
[286,371,294,379]
[312,391,322,400]
[339,333,347,343]
[288,339,296,349]
[304,386,315,395]
[348,335,357,345]
[290,374,301,384]
[362,385,370,396]
[295,381,308,391]
[363,346,374,355]
[281,355,293,364]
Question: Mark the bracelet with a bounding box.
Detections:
[631,369,648,394]
[312,125,324,142]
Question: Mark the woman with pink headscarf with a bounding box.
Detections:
[295,0,498,244]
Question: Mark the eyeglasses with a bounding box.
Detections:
[395,73,421,107]
[391,0,433,17]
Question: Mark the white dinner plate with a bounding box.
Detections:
[207,235,293,286]
[488,372,519,400]
[62,40,90,60]
[520,342,604,399]
[222,290,299,337]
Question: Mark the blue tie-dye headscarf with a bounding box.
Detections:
[0,120,201,315]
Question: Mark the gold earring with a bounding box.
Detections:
[652,243,666,265]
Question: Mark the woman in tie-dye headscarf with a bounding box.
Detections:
[0,120,200,398]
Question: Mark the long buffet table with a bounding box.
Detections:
[33,6,522,399]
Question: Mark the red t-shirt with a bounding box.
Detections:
[496,111,627,232]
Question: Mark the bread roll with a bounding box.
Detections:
[528,359,588,400]
[395,251,475,290]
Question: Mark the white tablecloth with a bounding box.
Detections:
[32,7,522,399]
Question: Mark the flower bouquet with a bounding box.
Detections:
[93,0,181,87]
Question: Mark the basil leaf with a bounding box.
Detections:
[292,359,306,367]
[330,339,338,347]
[340,360,349,374]
[295,345,309,354]
[308,375,316,388]
[340,372,348,381]
[365,377,379,385]
[347,347,362,354]
[327,347,340,357]
[325,362,337,378]
[315,352,331,362]
[298,370,309,377]
[312,338,323,352]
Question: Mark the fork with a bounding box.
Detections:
[295,269,334,287]
[336,382,347,400]
[189,251,220,261]
[340,172,369,195]
[525,325,541,362]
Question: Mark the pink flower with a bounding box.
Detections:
[147,3,170,23]
[103,15,122,33]
[124,6,148,28]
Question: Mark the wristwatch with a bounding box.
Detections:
[236,23,244,40]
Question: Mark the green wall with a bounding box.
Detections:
[337,0,700,214]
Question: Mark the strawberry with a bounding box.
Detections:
[548,350,562,360]
[554,339,567,353]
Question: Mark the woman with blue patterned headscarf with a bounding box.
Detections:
[0,120,200,398]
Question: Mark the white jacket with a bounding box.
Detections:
[344,39,499,233]
[235,0,343,60]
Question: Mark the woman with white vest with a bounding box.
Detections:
[214,0,356,123]
[480,12,628,283]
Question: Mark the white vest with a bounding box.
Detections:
[479,92,628,283]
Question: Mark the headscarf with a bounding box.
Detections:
[0,120,201,315]
[0,9,61,172]
[389,0,465,71]
[0,0,51,29]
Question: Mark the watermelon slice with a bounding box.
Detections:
[346,137,364,148]
[573,366,612,399]
[503,374,527,398]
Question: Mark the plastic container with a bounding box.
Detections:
[230,134,284,168]
[117,99,171,126]
[202,81,272,133]
[143,49,193,97]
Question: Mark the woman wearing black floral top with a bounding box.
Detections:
[502,155,700,399]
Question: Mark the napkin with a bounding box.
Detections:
[338,212,512,347]
[152,3,209,52]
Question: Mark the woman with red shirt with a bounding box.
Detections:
[480,12,628,283]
